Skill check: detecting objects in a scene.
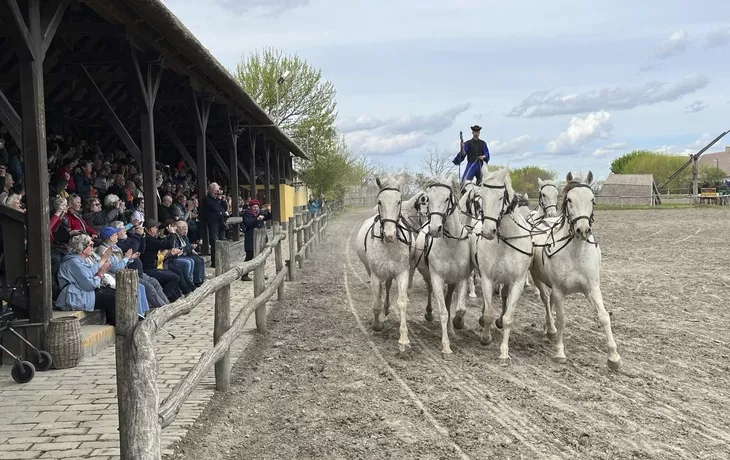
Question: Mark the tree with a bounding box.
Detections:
[700,164,727,185]
[421,144,455,177]
[508,166,557,196]
[234,47,337,151]
[610,150,691,192]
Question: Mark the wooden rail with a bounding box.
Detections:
[114,205,342,460]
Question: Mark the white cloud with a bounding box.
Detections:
[705,27,730,49]
[684,100,706,113]
[656,30,690,59]
[592,142,628,157]
[345,131,428,156]
[507,74,710,118]
[489,135,533,156]
[338,103,471,155]
[653,133,715,156]
[338,103,471,135]
[547,111,613,153]
[210,0,310,16]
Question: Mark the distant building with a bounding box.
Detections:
[596,173,661,206]
[698,146,730,180]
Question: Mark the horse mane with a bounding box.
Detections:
[423,174,461,200]
[376,175,401,191]
[482,168,516,208]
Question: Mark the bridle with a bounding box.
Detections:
[535,183,598,260]
[476,183,532,257]
[365,187,412,250]
[538,183,559,215]
[425,182,468,241]
[563,183,596,233]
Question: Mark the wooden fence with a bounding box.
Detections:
[113,205,340,459]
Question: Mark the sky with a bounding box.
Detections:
[162,0,730,181]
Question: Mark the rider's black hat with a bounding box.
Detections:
[470,125,482,132]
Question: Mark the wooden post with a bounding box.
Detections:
[295,213,304,269]
[115,269,160,460]
[287,216,295,281]
[315,211,321,245]
[272,222,285,300]
[214,240,231,391]
[304,213,312,260]
[253,228,267,333]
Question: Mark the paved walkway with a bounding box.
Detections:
[0,243,282,460]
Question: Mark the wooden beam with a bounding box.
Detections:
[78,65,143,165]
[192,90,211,253]
[264,139,272,205]
[228,115,240,241]
[0,0,36,61]
[0,88,21,146]
[155,108,197,170]
[273,145,282,222]
[40,0,69,56]
[248,130,257,198]
[205,138,230,180]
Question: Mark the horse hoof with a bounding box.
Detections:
[398,344,411,355]
[424,312,434,322]
[499,357,512,367]
[372,323,384,332]
[607,358,621,372]
[480,336,492,346]
[441,352,453,361]
[552,356,567,365]
[495,318,503,329]
[546,331,557,341]
[452,316,464,330]
[384,306,390,316]
[478,316,484,328]
[468,293,477,299]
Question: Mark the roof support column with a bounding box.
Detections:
[2,0,70,341]
[247,129,258,200]
[227,115,240,241]
[192,91,211,253]
[131,46,163,221]
[264,137,272,208]
[273,144,283,223]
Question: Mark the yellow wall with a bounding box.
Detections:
[237,183,311,223]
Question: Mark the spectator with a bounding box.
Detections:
[173,220,205,287]
[56,234,116,325]
[65,195,98,238]
[202,182,228,269]
[240,199,271,281]
[139,218,184,302]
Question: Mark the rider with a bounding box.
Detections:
[453,125,490,185]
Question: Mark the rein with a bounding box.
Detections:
[477,183,533,257]
[364,187,413,252]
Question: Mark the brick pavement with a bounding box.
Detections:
[0,244,282,460]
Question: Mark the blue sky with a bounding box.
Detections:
[163,0,730,181]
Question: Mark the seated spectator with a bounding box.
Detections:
[131,197,145,223]
[158,194,176,222]
[73,160,96,199]
[65,195,98,238]
[174,220,205,287]
[93,226,149,318]
[139,218,184,302]
[111,221,169,307]
[56,234,116,325]
[158,219,196,294]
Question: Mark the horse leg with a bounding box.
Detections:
[468,270,477,298]
[430,273,452,358]
[370,274,384,332]
[395,270,411,353]
[494,285,508,329]
[421,270,434,322]
[479,277,495,345]
[452,279,468,330]
[384,279,392,317]
[444,284,457,337]
[498,280,526,365]
[585,288,622,370]
[408,267,416,291]
[534,278,556,339]
[551,288,567,363]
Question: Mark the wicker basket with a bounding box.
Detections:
[46,315,82,369]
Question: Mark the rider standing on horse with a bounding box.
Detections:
[453,125,490,185]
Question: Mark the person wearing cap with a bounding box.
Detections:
[110,221,170,307]
[453,124,490,185]
[139,218,184,302]
[93,226,150,317]
[240,199,272,281]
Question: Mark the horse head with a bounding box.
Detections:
[562,171,595,241]
[375,175,404,243]
[537,178,559,218]
[478,165,514,240]
[425,173,460,238]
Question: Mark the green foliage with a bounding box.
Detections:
[234,47,337,152]
[508,166,558,196]
[610,150,654,174]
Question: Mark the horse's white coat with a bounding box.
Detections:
[530,172,622,370]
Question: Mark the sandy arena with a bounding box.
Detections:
[168,207,730,460]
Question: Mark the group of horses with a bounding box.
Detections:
[356,164,622,371]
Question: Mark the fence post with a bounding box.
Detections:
[304,213,311,260]
[213,240,231,391]
[253,227,267,333]
[115,269,160,460]
[273,222,285,300]
[314,211,320,246]
[287,216,295,281]
[295,213,304,269]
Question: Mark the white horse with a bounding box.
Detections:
[356,176,413,352]
[528,178,560,222]
[473,166,534,364]
[459,182,482,299]
[530,172,622,370]
[412,173,472,358]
